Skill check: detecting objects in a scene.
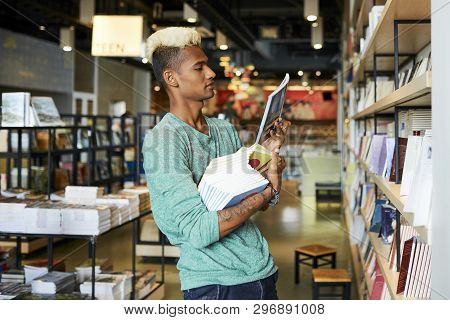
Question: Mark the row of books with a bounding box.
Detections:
[359,5,385,55]
[0,270,156,300]
[0,127,132,153]
[348,179,431,299]
[354,129,432,228]
[1,93,64,127]
[349,50,432,116]
[0,186,150,235]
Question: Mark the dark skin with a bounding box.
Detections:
[162,46,290,238]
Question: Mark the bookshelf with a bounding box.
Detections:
[352,71,432,119]
[353,0,431,85]
[341,0,433,300]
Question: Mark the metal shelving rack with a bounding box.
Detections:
[341,0,432,300]
[0,210,151,300]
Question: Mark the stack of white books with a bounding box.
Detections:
[75,258,113,283]
[23,202,62,234]
[96,198,130,226]
[65,186,102,205]
[199,144,272,211]
[80,274,132,300]
[24,265,48,284]
[103,194,139,221]
[0,203,27,233]
[61,204,111,235]
[31,271,75,294]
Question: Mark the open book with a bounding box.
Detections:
[256,73,290,144]
[199,144,272,211]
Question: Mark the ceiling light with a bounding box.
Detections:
[312,21,319,28]
[219,61,229,67]
[142,57,148,64]
[39,25,46,31]
[315,71,321,76]
[154,85,161,92]
[253,71,259,76]
[302,81,308,87]
[183,3,198,24]
[304,0,319,22]
[60,27,74,52]
[311,16,323,50]
[151,24,158,29]
[297,70,304,76]
[220,56,231,62]
[235,70,242,76]
[247,64,255,71]
[216,30,229,51]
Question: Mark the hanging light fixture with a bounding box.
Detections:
[304,0,319,22]
[183,3,198,23]
[60,27,74,52]
[311,17,323,50]
[216,30,229,50]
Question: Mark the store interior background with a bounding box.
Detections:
[3,0,433,300]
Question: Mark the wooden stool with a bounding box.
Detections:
[312,269,351,300]
[295,244,336,284]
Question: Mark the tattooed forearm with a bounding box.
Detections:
[217,188,272,237]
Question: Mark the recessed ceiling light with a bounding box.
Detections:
[315,71,321,76]
[302,81,308,87]
[298,70,304,76]
[154,85,161,92]
[142,57,148,64]
[219,44,228,50]
[39,25,46,31]
[253,71,259,76]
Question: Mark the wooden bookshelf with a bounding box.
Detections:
[353,0,431,84]
[354,0,386,41]
[368,232,404,300]
[343,205,364,300]
[352,71,432,119]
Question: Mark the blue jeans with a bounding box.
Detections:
[183,271,279,300]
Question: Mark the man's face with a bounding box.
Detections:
[172,46,216,101]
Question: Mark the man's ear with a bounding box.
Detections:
[163,70,178,88]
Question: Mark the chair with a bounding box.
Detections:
[294,244,336,284]
[312,268,351,299]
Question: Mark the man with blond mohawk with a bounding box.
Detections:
[143,27,289,300]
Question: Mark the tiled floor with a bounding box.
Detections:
[34,191,355,299]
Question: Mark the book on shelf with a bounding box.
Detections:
[30,97,65,126]
[403,131,432,227]
[31,271,76,294]
[12,292,90,300]
[1,92,32,127]
[0,282,31,299]
[80,273,132,300]
[0,269,25,284]
[389,137,408,182]
[198,144,272,211]
[75,258,113,283]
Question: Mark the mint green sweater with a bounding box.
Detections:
[142,113,276,290]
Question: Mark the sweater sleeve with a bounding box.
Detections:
[142,129,220,249]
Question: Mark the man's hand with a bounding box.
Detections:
[267,149,286,192]
[262,118,291,152]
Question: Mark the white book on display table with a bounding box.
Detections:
[256,73,289,144]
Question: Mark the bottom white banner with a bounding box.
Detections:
[0,300,447,320]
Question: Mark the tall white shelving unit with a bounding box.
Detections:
[339,0,447,299]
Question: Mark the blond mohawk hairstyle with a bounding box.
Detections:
[146,27,201,62]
